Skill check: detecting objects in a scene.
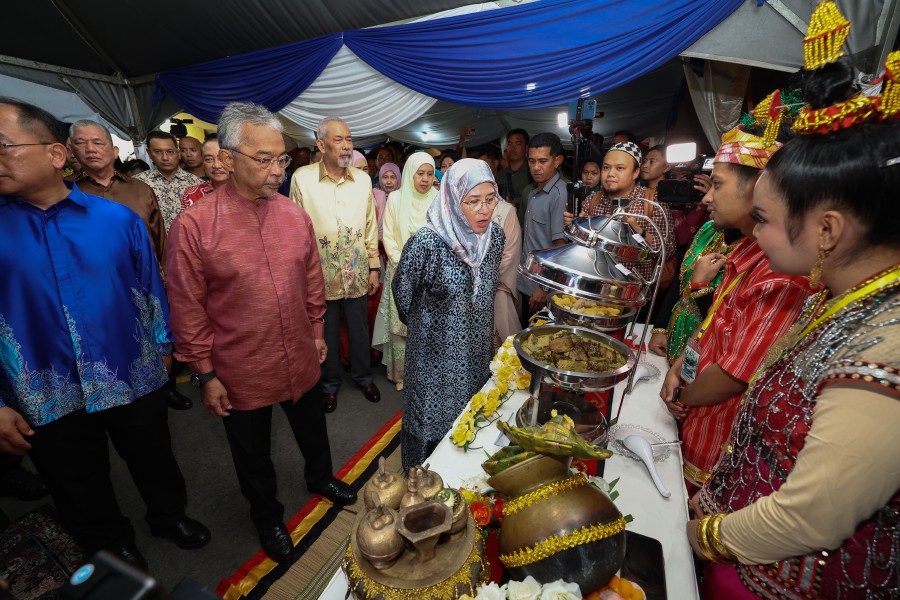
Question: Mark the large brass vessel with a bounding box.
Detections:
[488,455,626,594]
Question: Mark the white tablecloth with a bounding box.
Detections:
[320,331,699,599]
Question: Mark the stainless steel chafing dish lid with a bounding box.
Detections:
[564,215,652,262]
[518,242,646,306]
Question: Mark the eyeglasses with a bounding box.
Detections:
[0,141,55,154]
[461,197,498,211]
[228,148,291,170]
[149,148,178,157]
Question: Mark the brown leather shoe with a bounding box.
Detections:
[360,382,381,403]
[322,392,337,413]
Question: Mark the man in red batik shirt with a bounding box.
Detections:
[660,127,815,490]
[166,102,355,563]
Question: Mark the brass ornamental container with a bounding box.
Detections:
[362,456,407,510]
[356,501,405,570]
[488,455,626,594]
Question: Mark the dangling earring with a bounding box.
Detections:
[809,243,829,289]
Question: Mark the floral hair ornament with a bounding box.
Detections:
[803,1,850,70]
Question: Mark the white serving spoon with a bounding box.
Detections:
[624,434,671,498]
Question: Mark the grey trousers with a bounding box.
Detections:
[322,295,373,393]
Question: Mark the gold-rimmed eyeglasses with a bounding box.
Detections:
[460,197,498,211]
[228,148,291,170]
[0,141,55,154]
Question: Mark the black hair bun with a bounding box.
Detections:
[800,57,857,109]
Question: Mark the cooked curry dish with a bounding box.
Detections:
[552,294,623,317]
[521,331,626,373]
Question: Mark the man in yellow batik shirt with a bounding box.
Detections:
[291,117,381,413]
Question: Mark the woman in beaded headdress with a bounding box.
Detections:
[687,4,900,597]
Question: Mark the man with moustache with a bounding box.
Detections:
[291,118,381,413]
[181,136,229,209]
[575,142,676,283]
[659,127,812,490]
[516,132,568,320]
[178,136,205,179]
[134,131,202,233]
[166,102,355,562]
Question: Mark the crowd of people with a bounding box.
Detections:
[0,3,898,596]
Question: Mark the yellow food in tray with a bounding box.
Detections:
[552,294,623,317]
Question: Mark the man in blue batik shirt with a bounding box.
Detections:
[0,98,209,570]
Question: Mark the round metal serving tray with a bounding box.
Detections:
[565,215,653,262]
[546,291,636,332]
[518,243,646,307]
[513,324,636,392]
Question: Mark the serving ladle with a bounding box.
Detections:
[624,434,671,498]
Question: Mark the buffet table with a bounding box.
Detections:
[319,330,699,599]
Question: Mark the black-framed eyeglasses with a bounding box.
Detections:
[461,198,498,211]
[228,148,291,170]
[0,142,55,154]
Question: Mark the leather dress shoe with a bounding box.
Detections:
[360,382,381,403]
[257,523,296,562]
[322,392,337,413]
[109,543,149,571]
[167,389,193,410]
[308,477,357,505]
[150,516,211,549]
[0,466,49,500]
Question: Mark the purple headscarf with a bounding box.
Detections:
[379,162,401,191]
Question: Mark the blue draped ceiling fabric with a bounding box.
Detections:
[157,0,743,123]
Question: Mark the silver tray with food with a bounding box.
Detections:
[518,243,646,307]
[564,215,653,262]
[547,291,637,331]
[513,324,635,392]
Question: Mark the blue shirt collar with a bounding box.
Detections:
[0,180,95,209]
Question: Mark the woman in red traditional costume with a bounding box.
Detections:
[687,4,900,598]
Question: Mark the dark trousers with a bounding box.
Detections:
[26,387,188,551]
[222,383,334,528]
[322,295,372,394]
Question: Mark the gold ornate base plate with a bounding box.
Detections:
[344,512,487,600]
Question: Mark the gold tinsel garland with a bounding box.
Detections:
[502,474,588,518]
[342,537,489,600]
[499,516,628,569]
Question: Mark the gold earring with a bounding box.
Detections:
[809,244,828,289]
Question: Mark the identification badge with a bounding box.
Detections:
[681,337,701,384]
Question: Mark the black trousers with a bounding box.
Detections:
[322,296,372,394]
[222,383,334,528]
[26,387,188,551]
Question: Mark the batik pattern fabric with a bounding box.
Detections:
[699,282,900,599]
[0,183,171,427]
[134,167,203,232]
[393,226,503,469]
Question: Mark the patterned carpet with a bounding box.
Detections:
[216,411,402,600]
[0,505,87,600]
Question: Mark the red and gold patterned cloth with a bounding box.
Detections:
[714,127,782,170]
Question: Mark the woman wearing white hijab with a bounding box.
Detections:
[372,152,437,390]
[392,159,505,469]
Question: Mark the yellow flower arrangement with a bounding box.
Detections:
[470,391,487,412]
[496,365,515,383]
[514,370,531,390]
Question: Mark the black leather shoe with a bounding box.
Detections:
[360,382,381,403]
[109,543,149,571]
[323,392,337,413]
[257,523,296,562]
[0,466,49,500]
[150,516,211,549]
[308,477,357,505]
[167,389,193,410]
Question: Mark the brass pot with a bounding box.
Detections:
[488,455,626,594]
[414,465,445,500]
[363,456,407,510]
[356,503,405,570]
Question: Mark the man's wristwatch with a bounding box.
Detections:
[190,370,217,388]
